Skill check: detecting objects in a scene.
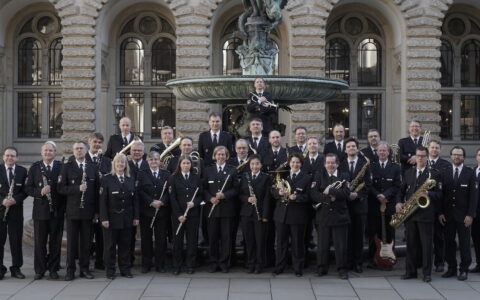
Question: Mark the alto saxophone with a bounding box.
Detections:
[79,164,87,209]
[350,151,370,193]
[390,172,436,228]
[41,166,54,212]
[246,173,261,221]
[3,176,15,222]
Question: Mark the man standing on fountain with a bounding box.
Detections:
[247,78,278,135]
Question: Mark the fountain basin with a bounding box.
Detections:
[166,75,348,105]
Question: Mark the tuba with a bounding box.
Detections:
[189,150,202,176]
[159,137,182,169]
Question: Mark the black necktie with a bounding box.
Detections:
[273,150,278,158]
[292,173,297,180]
[381,162,385,169]
[417,170,422,178]
[454,167,459,184]
[311,158,315,165]
[185,174,188,181]
[79,163,84,171]
[47,165,51,173]
[350,161,355,175]
[119,176,124,183]
[136,162,140,169]
[8,167,13,186]
[374,149,377,157]
[218,167,222,173]
[213,133,218,145]
[337,143,342,152]
[240,160,244,165]
[252,174,257,181]
[93,156,98,164]
[413,138,418,145]
[253,137,258,147]
[430,160,435,166]
[153,171,157,179]
[123,137,128,146]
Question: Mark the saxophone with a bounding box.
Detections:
[2,176,15,222]
[350,151,370,193]
[79,164,87,209]
[390,172,436,228]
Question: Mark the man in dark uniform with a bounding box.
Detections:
[471,148,480,273]
[427,139,450,273]
[323,124,347,163]
[244,118,269,157]
[438,146,478,281]
[288,127,307,155]
[302,137,324,176]
[167,137,204,176]
[367,142,401,268]
[150,126,181,157]
[398,120,424,174]
[204,146,238,273]
[25,141,65,280]
[86,132,111,270]
[198,112,234,167]
[105,117,139,158]
[136,151,170,273]
[247,78,277,135]
[309,153,350,279]
[396,146,442,283]
[58,141,99,281]
[0,147,28,280]
[339,137,371,273]
[361,129,380,162]
[262,130,288,173]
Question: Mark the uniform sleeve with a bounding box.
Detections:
[57,164,80,195]
[99,178,109,222]
[467,171,478,218]
[12,169,28,205]
[168,176,181,218]
[25,164,43,198]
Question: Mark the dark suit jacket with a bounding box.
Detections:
[262,147,288,173]
[288,144,307,155]
[136,169,170,217]
[396,167,442,223]
[361,146,378,162]
[167,155,204,178]
[239,172,272,219]
[309,169,351,226]
[338,156,372,215]
[228,157,251,181]
[168,172,203,219]
[86,152,112,176]
[0,164,28,219]
[398,136,423,171]
[244,135,269,157]
[429,157,450,174]
[99,174,138,229]
[246,91,277,133]
[302,154,324,176]
[369,160,401,216]
[474,166,480,215]
[25,160,66,220]
[105,133,139,159]
[203,164,239,218]
[272,171,312,225]
[440,165,478,222]
[198,131,234,167]
[323,140,347,162]
[128,159,149,180]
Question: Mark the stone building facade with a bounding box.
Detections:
[0,0,479,163]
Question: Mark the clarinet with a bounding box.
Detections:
[3,176,15,222]
[96,149,104,178]
[150,181,168,228]
[40,165,54,213]
[246,173,261,221]
[79,164,87,209]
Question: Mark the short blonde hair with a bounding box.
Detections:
[111,153,130,177]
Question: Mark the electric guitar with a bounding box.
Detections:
[374,202,396,267]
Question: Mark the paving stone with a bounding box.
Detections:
[55,281,109,296]
[438,289,480,300]
[315,297,359,300]
[270,277,312,290]
[140,297,184,300]
[96,288,145,300]
[228,293,271,300]
[143,281,189,297]
[355,288,403,300]
[387,278,443,299]
[187,278,229,288]
[229,278,270,294]
[184,287,228,300]
[349,277,393,289]
[0,280,32,294]
[10,280,69,300]
[271,288,316,300]
[311,280,356,297]
[106,276,152,290]
[430,278,472,290]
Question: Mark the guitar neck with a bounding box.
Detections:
[381,211,387,244]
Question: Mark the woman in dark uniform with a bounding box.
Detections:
[99,153,139,279]
[169,155,203,275]
[239,154,272,274]
[272,153,312,277]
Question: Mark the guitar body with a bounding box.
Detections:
[373,203,397,267]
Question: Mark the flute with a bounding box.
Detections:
[175,187,199,235]
[208,174,230,218]
[246,174,261,221]
[150,181,168,228]
[2,176,15,222]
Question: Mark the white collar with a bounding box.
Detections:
[379,159,388,165]
[150,168,159,174]
[122,133,131,140]
[290,170,301,177]
[348,156,358,164]
[309,153,319,160]
[238,156,248,163]
[182,172,190,177]
[453,164,464,173]
[210,130,220,136]
[42,161,54,169]
[217,163,226,170]
[76,160,86,168]
[252,171,260,177]
[429,156,439,163]
[133,159,143,166]
[5,164,15,172]
[328,170,338,177]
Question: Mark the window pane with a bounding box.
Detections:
[439,95,452,139]
[358,38,382,86]
[49,92,63,138]
[325,94,350,139]
[120,93,144,134]
[151,93,175,137]
[18,92,42,137]
[440,39,453,87]
[49,38,63,85]
[357,94,382,139]
[326,38,350,82]
[18,38,42,85]
[152,38,176,85]
[460,95,480,140]
[461,39,480,87]
[120,38,145,86]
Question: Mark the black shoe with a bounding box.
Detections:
[401,273,417,280]
[65,272,75,281]
[339,272,348,280]
[423,275,432,282]
[295,271,303,277]
[80,271,94,279]
[0,266,6,280]
[141,266,151,273]
[34,273,44,280]
[94,263,105,270]
[442,269,457,278]
[11,269,25,279]
[470,265,480,273]
[221,267,229,273]
[121,271,133,278]
[317,268,328,276]
[106,273,116,280]
[186,268,194,274]
[435,265,444,273]
[155,266,166,273]
[49,271,59,280]
[272,269,283,276]
[173,269,181,276]
[353,264,363,273]
[254,267,262,274]
[247,267,255,274]
[209,265,219,273]
[458,271,468,281]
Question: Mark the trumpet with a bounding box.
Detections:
[250,93,279,108]
[313,180,346,210]
[2,176,15,222]
[119,136,141,155]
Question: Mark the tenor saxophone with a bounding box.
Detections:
[2,176,15,222]
[350,151,370,193]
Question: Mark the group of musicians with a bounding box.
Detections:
[0,81,479,282]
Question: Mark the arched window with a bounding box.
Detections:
[440,13,480,140]
[15,14,63,138]
[325,14,385,139]
[117,13,176,137]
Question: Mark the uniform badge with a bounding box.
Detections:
[57,176,62,183]
[99,187,103,195]
[72,180,75,184]
[135,180,139,188]
[438,182,442,190]
[169,186,172,193]
[311,182,316,188]
[39,183,42,187]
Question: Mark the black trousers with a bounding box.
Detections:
[348,212,366,266]
[317,224,348,272]
[66,219,92,273]
[265,220,276,267]
[208,217,233,268]
[33,217,64,275]
[129,226,137,265]
[0,209,23,269]
[445,220,472,272]
[405,220,433,276]
[433,217,445,267]
[367,213,395,259]
[103,227,133,275]
[140,214,168,268]
[472,216,480,265]
[241,216,266,269]
[92,221,104,265]
[172,216,199,269]
[275,222,306,273]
